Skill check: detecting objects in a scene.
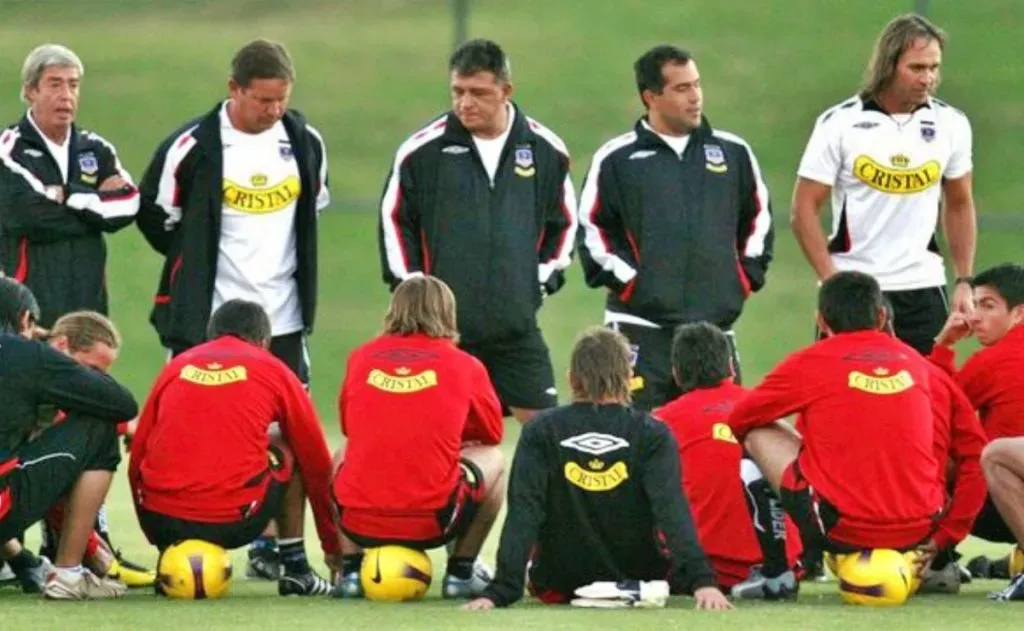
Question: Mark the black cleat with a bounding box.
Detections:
[279,570,332,597]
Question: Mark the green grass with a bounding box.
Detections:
[1,0,1023,626]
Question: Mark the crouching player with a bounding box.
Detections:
[464,326,731,611]
[727,272,947,578]
[654,322,803,599]
[332,276,505,599]
[129,299,339,596]
[0,278,138,599]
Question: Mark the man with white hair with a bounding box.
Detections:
[0,43,146,588]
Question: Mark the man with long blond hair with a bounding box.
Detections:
[332,275,505,600]
[464,326,729,611]
[791,13,977,359]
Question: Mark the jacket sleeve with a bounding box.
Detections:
[137,127,198,255]
[735,140,774,293]
[577,145,639,298]
[727,353,808,440]
[0,128,94,243]
[63,133,140,233]
[378,149,424,290]
[277,367,341,556]
[129,369,171,494]
[480,424,548,608]
[932,379,988,549]
[461,360,504,446]
[35,342,139,422]
[641,420,717,593]
[307,124,331,214]
[928,346,999,413]
[536,144,578,297]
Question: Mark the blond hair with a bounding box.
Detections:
[569,326,632,403]
[860,13,946,100]
[49,310,121,353]
[383,276,459,342]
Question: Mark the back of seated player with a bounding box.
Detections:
[727,271,944,566]
[653,322,802,599]
[332,275,506,600]
[464,326,731,612]
[128,299,339,597]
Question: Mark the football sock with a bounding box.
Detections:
[446,556,475,581]
[251,535,277,553]
[341,554,363,576]
[6,550,40,574]
[741,459,789,577]
[278,538,310,575]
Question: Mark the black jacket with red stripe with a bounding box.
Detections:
[135,104,327,351]
[577,117,774,330]
[378,103,578,345]
[0,115,139,327]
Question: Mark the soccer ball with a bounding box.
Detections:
[360,546,432,602]
[157,539,233,600]
[1010,545,1024,575]
[836,548,912,606]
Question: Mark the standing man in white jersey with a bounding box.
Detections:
[136,38,330,580]
[792,13,977,355]
[378,38,577,425]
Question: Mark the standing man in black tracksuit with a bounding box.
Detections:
[0,44,139,329]
[462,327,731,611]
[136,38,329,581]
[578,45,774,411]
[378,38,578,425]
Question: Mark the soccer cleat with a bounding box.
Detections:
[15,555,54,594]
[246,546,281,580]
[106,556,157,588]
[990,572,1024,601]
[968,554,1010,580]
[330,571,364,599]
[730,567,799,600]
[43,568,127,600]
[278,570,332,596]
[918,561,962,594]
[442,559,492,599]
[572,579,670,608]
[0,563,16,587]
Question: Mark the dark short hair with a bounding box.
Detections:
[818,271,885,334]
[881,296,896,335]
[207,299,272,346]
[231,38,294,87]
[971,263,1024,309]
[671,322,732,394]
[448,38,510,81]
[634,44,693,107]
[0,277,40,335]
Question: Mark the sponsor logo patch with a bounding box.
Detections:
[366,367,438,393]
[222,175,301,214]
[179,363,248,386]
[564,460,629,492]
[704,144,727,173]
[847,367,914,395]
[514,146,535,177]
[560,432,629,456]
[853,155,940,194]
[712,422,738,443]
[78,152,98,175]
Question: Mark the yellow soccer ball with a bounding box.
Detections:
[837,548,912,607]
[360,546,432,602]
[157,539,233,600]
[1010,545,1024,576]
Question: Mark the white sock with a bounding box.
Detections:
[55,564,86,578]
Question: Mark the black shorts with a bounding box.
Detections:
[460,328,556,413]
[137,446,290,551]
[813,286,947,356]
[610,321,742,412]
[170,331,310,387]
[971,496,1016,544]
[0,415,120,542]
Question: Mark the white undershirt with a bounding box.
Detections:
[472,103,515,184]
[27,110,70,183]
[642,119,690,158]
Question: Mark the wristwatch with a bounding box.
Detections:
[954,276,972,285]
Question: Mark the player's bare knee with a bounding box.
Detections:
[982,438,1019,473]
[462,445,505,488]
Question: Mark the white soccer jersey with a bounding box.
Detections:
[214,104,303,335]
[797,95,972,291]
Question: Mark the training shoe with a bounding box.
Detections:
[279,569,332,596]
[730,567,799,600]
[968,554,1010,580]
[247,546,281,580]
[43,568,127,600]
[572,580,670,609]
[918,561,962,594]
[0,563,16,587]
[15,555,54,594]
[442,559,492,599]
[330,571,364,598]
[990,572,1024,601]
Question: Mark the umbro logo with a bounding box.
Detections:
[442,145,469,155]
[23,149,43,158]
[852,121,879,130]
[561,432,630,456]
[628,150,657,160]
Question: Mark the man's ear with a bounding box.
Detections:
[1010,304,1024,327]
[815,311,832,338]
[18,311,32,338]
[50,334,69,353]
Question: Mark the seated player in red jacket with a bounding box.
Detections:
[654,322,803,600]
[332,276,505,600]
[876,299,986,593]
[129,299,339,597]
[929,263,1024,580]
[727,271,945,570]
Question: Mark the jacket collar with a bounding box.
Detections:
[632,114,713,150]
[17,111,75,150]
[193,101,308,149]
[441,101,532,145]
[861,96,931,115]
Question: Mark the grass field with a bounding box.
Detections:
[1,0,1023,627]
